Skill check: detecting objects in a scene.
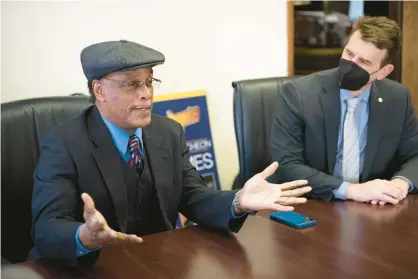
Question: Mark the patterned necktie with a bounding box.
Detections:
[342,98,361,183]
[128,135,143,169]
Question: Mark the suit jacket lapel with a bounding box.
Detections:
[320,69,341,174]
[87,106,129,233]
[143,119,174,229]
[362,82,387,180]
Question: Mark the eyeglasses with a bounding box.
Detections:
[102,77,161,92]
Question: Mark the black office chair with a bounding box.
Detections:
[1,95,91,263]
[232,77,298,189]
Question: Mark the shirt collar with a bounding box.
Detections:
[99,112,142,156]
[340,85,371,103]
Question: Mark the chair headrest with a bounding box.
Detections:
[1,95,91,263]
[232,76,299,186]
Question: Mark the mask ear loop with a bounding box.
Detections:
[365,67,383,87]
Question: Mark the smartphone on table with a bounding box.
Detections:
[270,211,316,229]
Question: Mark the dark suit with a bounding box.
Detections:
[29,106,245,266]
[270,68,418,201]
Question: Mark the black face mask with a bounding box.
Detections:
[337,59,375,91]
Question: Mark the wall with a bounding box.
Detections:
[1,0,289,190]
[402,1,418,113]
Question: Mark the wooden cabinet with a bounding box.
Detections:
[402,2,418,113]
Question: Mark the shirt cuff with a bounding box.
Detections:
[230,204,248,219]
[392,176,416,193]
[333,182,350,200]
[75,224,102,257]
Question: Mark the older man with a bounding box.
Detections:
[29,40,311,266]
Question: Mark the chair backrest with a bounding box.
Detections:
[1,95,91,263]
[232,76,298,189]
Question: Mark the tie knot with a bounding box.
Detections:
[347,98,360,113]
[128,135,141,152]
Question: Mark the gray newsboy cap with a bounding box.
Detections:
[80,39,165,81]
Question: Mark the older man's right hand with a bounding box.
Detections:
[78,193,143,250]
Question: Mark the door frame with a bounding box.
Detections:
[287,1,294,76]
[388,1,403,82]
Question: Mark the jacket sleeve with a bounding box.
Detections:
[32,131,98,267]
[177,123,247,232]
[393,88,418,192]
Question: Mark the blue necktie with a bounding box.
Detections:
[342,98,361,183]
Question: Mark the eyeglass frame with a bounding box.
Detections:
[101,77,161,92]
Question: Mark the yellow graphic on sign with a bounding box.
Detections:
[166,106,200,128]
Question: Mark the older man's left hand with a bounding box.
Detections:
[237,162,312,213]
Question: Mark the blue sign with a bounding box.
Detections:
[152,90,221,191]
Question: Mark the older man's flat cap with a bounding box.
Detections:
[80,40,165,81]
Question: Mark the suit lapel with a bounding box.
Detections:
[362,82,387,180]
[143,119,174,229]
[87,107,129,233]
[320,69,341,173]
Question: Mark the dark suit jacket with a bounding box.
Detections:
[270,68,418,201]
[29,106,245,266]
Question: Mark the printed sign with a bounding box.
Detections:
[153,90,221,191]
[153,90,221,228]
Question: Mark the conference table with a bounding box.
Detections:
[18,196,418,279]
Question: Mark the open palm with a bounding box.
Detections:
[240,162,312,212]
[81,193,142,247]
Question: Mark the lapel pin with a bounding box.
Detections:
[378,97,383,103]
